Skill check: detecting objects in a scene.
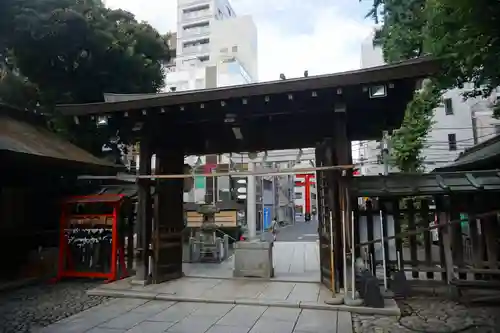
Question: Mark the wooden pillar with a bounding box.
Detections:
[135,139,152,283]
[436,196,454,284]
[450,196,466,280]
[333,112,351,290]
[483,194,499,270]
[152,145,185,284]
[316,142,333,289]
[324,139,341,292]
[468,194,482,280]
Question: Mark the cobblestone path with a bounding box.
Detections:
[0,280,109,333]
[353,297,500,333]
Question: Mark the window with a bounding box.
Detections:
[183,22,209,30]
[311,193,317,200]
[444,98,453,115]
[294,192,303,199]
[198,55,210,62]
[232,45,238,52]
[220,47,228,53]
[448,133,457,151]
[182,4,209,14]
[183,38,209,48]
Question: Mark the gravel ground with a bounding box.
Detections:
[0,280,109,333]
[353,297,500,333]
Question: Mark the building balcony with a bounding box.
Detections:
[182,26,210,37]
[183,44,210,55]
[181,11,211,22]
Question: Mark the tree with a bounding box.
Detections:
[0,69,40,111]
[1,0,171,158]
[390,81,440,172]
[361,0,500,171]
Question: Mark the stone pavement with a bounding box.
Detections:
[88,277,400,316]
[37,298,354,333]
[353,297,500,333]
[184,241,320,282]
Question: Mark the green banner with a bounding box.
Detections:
[195,176,205,189]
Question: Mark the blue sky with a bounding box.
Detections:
[104,0,376,82]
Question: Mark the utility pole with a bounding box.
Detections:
[381,131,390,176]
[471,108,479,144]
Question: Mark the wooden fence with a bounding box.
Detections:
[353,197,500,287]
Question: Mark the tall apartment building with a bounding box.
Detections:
[358,33,500,173]
[162,0,259,209]
[164,0,257,92]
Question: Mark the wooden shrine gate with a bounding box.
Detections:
[57,58,440,287]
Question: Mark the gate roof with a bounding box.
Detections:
[56,57,440,155]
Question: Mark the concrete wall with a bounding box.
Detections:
[210,16,258,81]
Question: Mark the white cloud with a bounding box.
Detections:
[103,0,177,33]
[103,0,375,82]
[251,7,374,81]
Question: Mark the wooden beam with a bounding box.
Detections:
[77,164,355,180]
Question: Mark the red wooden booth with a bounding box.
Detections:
[53,194,131,283]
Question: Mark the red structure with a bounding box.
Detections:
[295,174,316,214]
[53,194,129,283]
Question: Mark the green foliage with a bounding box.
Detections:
[361,0,500,171]
[423,0,500,115]
[391,81,440,172]
[0,0,171,158]
[0,69,40,111]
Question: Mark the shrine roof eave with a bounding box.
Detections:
[350,169,500,197]
[56,57,440,116]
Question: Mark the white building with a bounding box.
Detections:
[165,0,257,92]
[358,33,500,173]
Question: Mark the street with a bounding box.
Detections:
[275,219,319,242]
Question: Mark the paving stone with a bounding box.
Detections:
[125,320,176,333]
[261,307,301,322]
[146,302,199,322]
[336,311,353,333]
[249,318,296,333]
[294,309,338,333]
[257,282,295,300]
[100,311,154,329]
[165,315,220,333]
[131,301,175,314]
[217,305,267,327]
[286,283,320,302]
[86,328,127,333]
[205,324,250,333]
[190,303,235,318]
